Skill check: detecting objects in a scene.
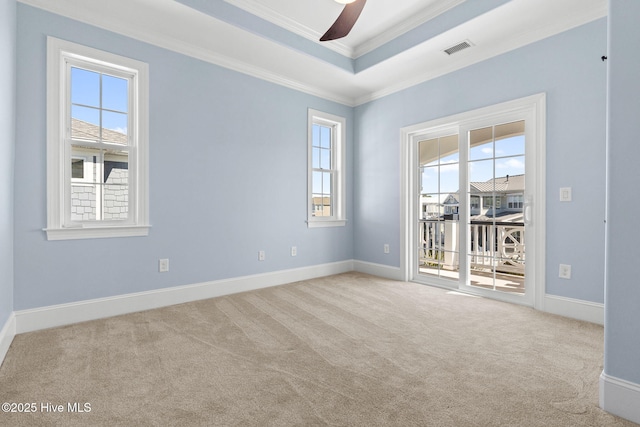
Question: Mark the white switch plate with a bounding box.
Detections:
[384,244,390,254]
[159,258,169,273]
[559,264,571,279]
[560,187,572,202]
[291,246,297,257]
[258,250,265,261]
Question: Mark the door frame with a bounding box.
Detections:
[400,93,546,309]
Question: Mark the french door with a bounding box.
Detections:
[403,95,545,307]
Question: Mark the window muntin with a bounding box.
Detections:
[46,37,149,240]
[311,122,334,218]
[307,109,346,227]
[68,65,131,225]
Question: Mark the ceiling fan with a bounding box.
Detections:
[320,0,367,42]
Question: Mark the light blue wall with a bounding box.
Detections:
[0,0,16,327]
[604,0,640,384]
[354,19,608,304]
[13,4,353,310]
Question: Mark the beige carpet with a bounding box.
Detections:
[0,273,635,426]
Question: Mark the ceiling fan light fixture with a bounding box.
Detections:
[320,0,367,41]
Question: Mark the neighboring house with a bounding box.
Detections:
[421,174,525,222]
[70,118,129,222]
[469,174,524,222]
[311,196,331,217]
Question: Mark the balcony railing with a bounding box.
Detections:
[419,220,525,275]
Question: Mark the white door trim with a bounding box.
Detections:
[400,93,546,309]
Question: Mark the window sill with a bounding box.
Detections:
[307,219,347,228]
[44,224,151,241]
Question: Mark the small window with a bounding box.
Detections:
[507,194,524,209]
[470,196,480,209]
[483,196,501,209]
[71,158,84,179]
[307,109,346,227]
[46,37,149,240]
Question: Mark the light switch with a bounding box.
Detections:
[560,187,572,202]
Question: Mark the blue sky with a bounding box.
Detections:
[71,67,128,137]
[421,135,525,195]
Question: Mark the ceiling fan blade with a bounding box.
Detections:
[320,0,367,42]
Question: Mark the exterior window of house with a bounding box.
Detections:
[307,109,346,227]
[46,37,149,240]
[507,194,524,209]
[483,196,501,208]
[470,196,480,209]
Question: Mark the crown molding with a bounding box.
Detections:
[355,3,607,106]
[224,0,465,60]
[18,0,607,108]
[18,0,357,106]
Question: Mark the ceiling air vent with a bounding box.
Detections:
[443,40,473,56]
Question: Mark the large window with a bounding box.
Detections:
[307,109,346,227]
[46,37,149,240]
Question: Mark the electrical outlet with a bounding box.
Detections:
[559,264,571,279]
[258,250,265,261]
[384,244,390,254]
[291,246,297,257]
[159,258,169,273]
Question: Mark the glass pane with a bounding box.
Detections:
[312,195,331,217]
[312,171,324,194]
[312,147,320,169]
[440,164,459,194]
[420,194,441,219]
[494,121,524,157]
[469,225,494,257]
[71,146,100,183]
[419,138,438,167]
[71,106,100,141]
[71,67,100,108]
[469,126,494,161]
[102,75,128,112]
[70,184,97,221]
[419,221,441,263]
[469,159,494,187]
[104,150,129,184]
[103,184,129,220]
[417,134,460,281]
[319,147,331,169]
[439,134,459,163]
[495,155,525,178]
[495,135,525,158]
[102,111,128,144]
[420,166,438,194]
[319,126,331,149]
[322,173,332,196]
[440,251,460,280]
[71,158,84,179]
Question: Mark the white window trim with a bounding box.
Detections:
[45,37,149,240]
[307,109,347,228]
[400,93,546,309]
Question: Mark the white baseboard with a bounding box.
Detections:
[543,294,604,325]
[600,371,640,424]
[353,260,403,281]
[14,260,354,334]
[0,313,16,368]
